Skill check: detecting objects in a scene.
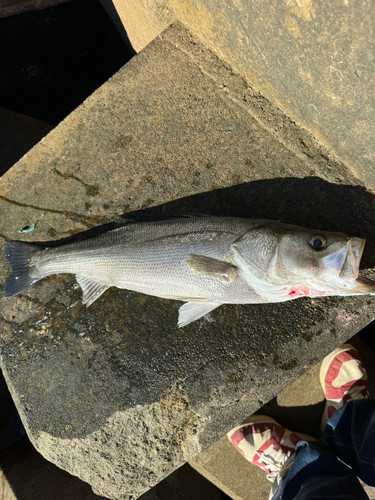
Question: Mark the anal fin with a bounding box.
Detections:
[178,301,221,328]
[75,275,109,307]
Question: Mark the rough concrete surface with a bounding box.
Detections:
[113,0,375,191]
[1,22,375,499]
[190,332,375,500]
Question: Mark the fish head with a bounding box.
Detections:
[233,222,375,297]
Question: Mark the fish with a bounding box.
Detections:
[3,216,375,327]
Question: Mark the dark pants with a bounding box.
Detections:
[272,399,375,500]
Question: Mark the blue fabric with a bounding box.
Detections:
[325,399,375,486]
[272,399,375,500]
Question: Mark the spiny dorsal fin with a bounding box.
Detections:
[75,275,109,307]
[185,254,237,283]
[112,216,136,229]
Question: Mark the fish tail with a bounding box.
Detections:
[3,241,43,297]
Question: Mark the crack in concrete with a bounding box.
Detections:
[51,168,100,197]
[0,195,92,226]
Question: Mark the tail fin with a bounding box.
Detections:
[3,241,43,297]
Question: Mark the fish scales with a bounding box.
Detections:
[32,217,261,303]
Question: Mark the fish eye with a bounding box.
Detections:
[308,235,326,250]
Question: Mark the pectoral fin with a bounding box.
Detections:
[178,300,221,328]
[75,275,110,307]
[185,254,237,283]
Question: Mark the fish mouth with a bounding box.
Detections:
[319,237,375,292]
[340,237,363,280]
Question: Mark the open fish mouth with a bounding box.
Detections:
[340,237,363,280]
[319,237,375,292]
[319,237,363,280]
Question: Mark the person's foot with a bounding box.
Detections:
[320,343,369,430]
[227,415,315,495]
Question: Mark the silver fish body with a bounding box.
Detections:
[3,217,375,326]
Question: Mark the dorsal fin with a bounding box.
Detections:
[111,216,136,229]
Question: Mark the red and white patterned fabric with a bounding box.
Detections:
[227,415,314,483]
[320,343,369,430]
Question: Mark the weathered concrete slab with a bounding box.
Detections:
[113,0,375,191]
[1,21,375,500]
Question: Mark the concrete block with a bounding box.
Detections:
[113,0,375,191]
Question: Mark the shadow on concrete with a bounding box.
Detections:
[0,369,25,455]
[140,462,230,500]
[0,366,108,499]
[41,176,375,270]
[0,435,109,500]
[255,399,325,440]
